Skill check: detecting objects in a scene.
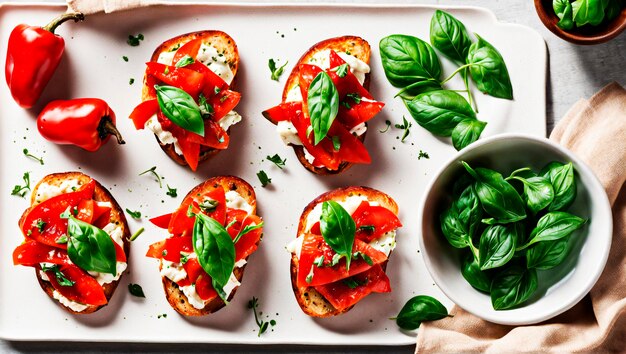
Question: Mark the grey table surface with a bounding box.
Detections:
[2,0,624,353]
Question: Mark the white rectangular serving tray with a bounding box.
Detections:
[0,1,546,345]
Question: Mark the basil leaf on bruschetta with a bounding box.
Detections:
[66,215,118,275]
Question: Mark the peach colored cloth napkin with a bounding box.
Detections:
[66,0,158,15]
[416,82,626,353]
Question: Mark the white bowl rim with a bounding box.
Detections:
[417,132,613,325]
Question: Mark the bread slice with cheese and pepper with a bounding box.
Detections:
[287,186,402,317]
[130,30,242,171]
[14,172,130,314]
[147,176,263,316]
[263,36,385,175]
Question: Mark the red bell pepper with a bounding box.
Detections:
[5,12,84,108]
[37,98,125,152]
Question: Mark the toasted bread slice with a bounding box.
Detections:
[20,172,130,314]
[264,36,372,175]
[291,186,398,317]
[142,31,240,168]
[160,176,259,316]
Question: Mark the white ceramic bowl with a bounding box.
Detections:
[419,133,612,325]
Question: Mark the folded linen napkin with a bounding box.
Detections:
[66,0,157,15]
[417,82,626,353]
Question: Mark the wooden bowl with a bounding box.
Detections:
[534,0,626,44]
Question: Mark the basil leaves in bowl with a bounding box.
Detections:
[419,133,612,325]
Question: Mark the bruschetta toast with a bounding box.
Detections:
[129,31,242,171]
[13,172,130,314]
[287,186,402,317]
[147,176,263,316]
[263,36,385,175]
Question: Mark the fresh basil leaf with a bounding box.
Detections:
[155,85,204,136]
[461,255,491,292]
[526,238,572,270]
[462,162,526,224]
[605,0,622,21]
[524,211,586,247]
[320,201,356,270]
[257,170,271,187]
[490,265,537,310]
[467,35,513,100]
[405,90,475,137]
[554,0,575,29]
[572,0,605,26]
[394,295,448,330]
[478,224,519,270]
[542,162,576,211]
[234,221,264,244]
[193,213,235,301]
[455,185,483,238]
[175,55,195,68]
[429,10,473,64]
[128,283,146,298]
[440,205,471,249]
[451,118,487,151]
[268,58,288,81]
[379,34,443,95]
[508,175,555,214]
[266,154,286,169]
[66,216,117,275]
[508,167,537,180]
[308,72,339,145]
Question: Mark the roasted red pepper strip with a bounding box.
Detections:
[13,240,71,266]
[150,213,173,229]
[5,12,84,108]
[37,98,125,152]
[21,180,95,248]
[45,263,108,306]
[129,99,159,129]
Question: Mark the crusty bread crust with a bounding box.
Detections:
[22,172,130,314]
[160,176,259,316]
[291,186,398,317]
[264,36,371,175]
[141,31,239,168]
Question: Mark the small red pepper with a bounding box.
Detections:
[5,12,85,108]
[37,98,125,152]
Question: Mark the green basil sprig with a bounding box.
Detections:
[554,0,575,29]
[307,72,339,145]
[430,9,472,64]
[393,295,449,330]
[379,35,442,96]
[466,35,513,100]
[320,201,356,270]
[462,162,527,224]
[193,213,235,302]
[66,215,117,275]
[155,85,205,137]
[405,90,475,137]
[440,161,586,310]
[490,265,538,310]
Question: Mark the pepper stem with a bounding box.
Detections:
[43,12,85,34]
[99,117,126,145]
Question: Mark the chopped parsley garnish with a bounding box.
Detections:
[36,219,46,232]
[313,255,325,267]
[11,172,31,198]
[41,264,75,287]
[199,199,219,213]
[305,266,315,283]
[198,93,214,117]
[266,154,286,169]
[125,209,141,219]
[335,63,349,78]
[180,253,189,265]
[130,227,144,241]
[331,136,341,151]
[418,150,430,160]
[233,222,264,244]
[214,86,221,95]
[127,33,144,46]
[395,116,412,142]
[379,120,391,133]
[23,149,43,165]
[139,166,163,188]
[359,225,375,233]
[257,170,271,187]
[268,59,288,81]
[353,251,373,266]
[346,93,361,104]
[175,55,195,68]
[166,185,177,197]
[122,56,129,62]
[128,283,145,298]
[157,313,167,319]
[248,297,276,337]
[55,235,68,244]
[129,78,135,85]
[342,278,360,289]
